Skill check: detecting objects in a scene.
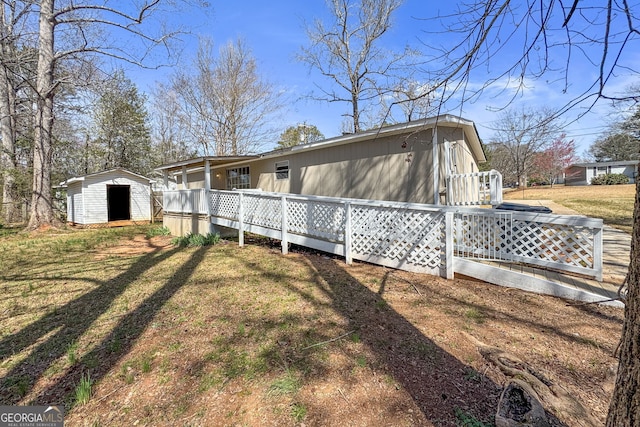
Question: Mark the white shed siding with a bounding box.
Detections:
[82,172,151,224]
[61,169,152,225]
[66,182,84,224]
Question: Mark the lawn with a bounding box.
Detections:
[0,225,623,426]
[504,183,636,233]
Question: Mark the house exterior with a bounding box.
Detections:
[156,115,497,236]
[565,160,639,186]
[60,168,153,226]
[157,115,487,201]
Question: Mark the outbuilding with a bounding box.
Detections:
[60,168,153,226]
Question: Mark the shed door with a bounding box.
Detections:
[107,185,131,221]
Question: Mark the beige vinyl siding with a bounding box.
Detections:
[254,130,436,203]
[176,170,206,189]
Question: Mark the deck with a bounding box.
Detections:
[456,199,628,308]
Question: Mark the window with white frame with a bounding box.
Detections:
[226,166,251,189]
[275,160,289,180]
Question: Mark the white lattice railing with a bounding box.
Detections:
[453,209,603,280]
[446,170,503,206]
[163,189,603,281]
[163,189,208,214]
[206,190,453,277]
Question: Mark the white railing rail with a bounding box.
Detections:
[163,189,208,215]
[453,209,603,281]
[163,189,602,281]
[207,190,454,278]
[446,169,503,206]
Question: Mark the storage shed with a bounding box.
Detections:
[60,168,153,226]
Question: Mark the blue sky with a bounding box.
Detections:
[128,0,640,156]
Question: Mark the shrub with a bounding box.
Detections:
[171,232,220,247]
[591,173,630,185]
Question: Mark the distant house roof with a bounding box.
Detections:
[59,168,152,187]
[155,115,486,173]
[570,160,639,168]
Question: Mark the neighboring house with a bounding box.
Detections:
[565,160,639,186]
[59,168,153,226]
[156,115,488,205]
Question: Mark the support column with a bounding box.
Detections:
[433,127,440,205]
[345,202,352,264]
[181,166,188,190]
[444,211,454,279]
[238,192,244,247]
[281,196,288,255]
[204,159,211,215]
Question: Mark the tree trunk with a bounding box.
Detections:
[27,0,58,230]
[0,6,18,223]
[352,93,360,133]
[0,64,18,223]
[606,177,640,426]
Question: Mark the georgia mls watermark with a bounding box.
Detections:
[0,406,64,427]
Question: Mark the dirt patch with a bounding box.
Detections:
[93,235,174,259]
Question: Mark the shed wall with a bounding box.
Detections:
[82,172,151,224]
[66,182,84,224]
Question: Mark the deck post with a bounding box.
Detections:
[238,192,245,247]
[444,211,454,279]
[594,224,603,281]
[281,195,288,255]
[345,202,352,264]
[204,160,211,216]
[181,166,188,190]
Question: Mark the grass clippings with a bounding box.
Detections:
[0,225,623,426]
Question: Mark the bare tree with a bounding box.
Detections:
[0,1,35,223]
[489,107,561,188]
[150,83,197,164]
[168,38,282,156]
[381,79,435,124]
[418,3,640,425]
[417,1,640,116]
[299,0,412,133]
[28,0,184,229]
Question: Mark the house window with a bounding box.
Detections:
[275,161,289,180]
[226,166,251,189]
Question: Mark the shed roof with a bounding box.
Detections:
[59,168,152,187]
[155,115,485,173]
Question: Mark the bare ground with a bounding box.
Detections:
[0,232,623,426]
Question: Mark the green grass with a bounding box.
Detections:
[145,226,171,237]
[290,402,307,422]
[268,370,301,396]
[74,373,93,407]
[454,408,493,427]
[464,308,485,324]
[171,232,221,247]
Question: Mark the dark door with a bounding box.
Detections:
[107,185,131,221]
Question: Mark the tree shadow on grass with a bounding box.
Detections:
[287,253,503,424]
[33,246,209,407]
[0,242,203,406]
